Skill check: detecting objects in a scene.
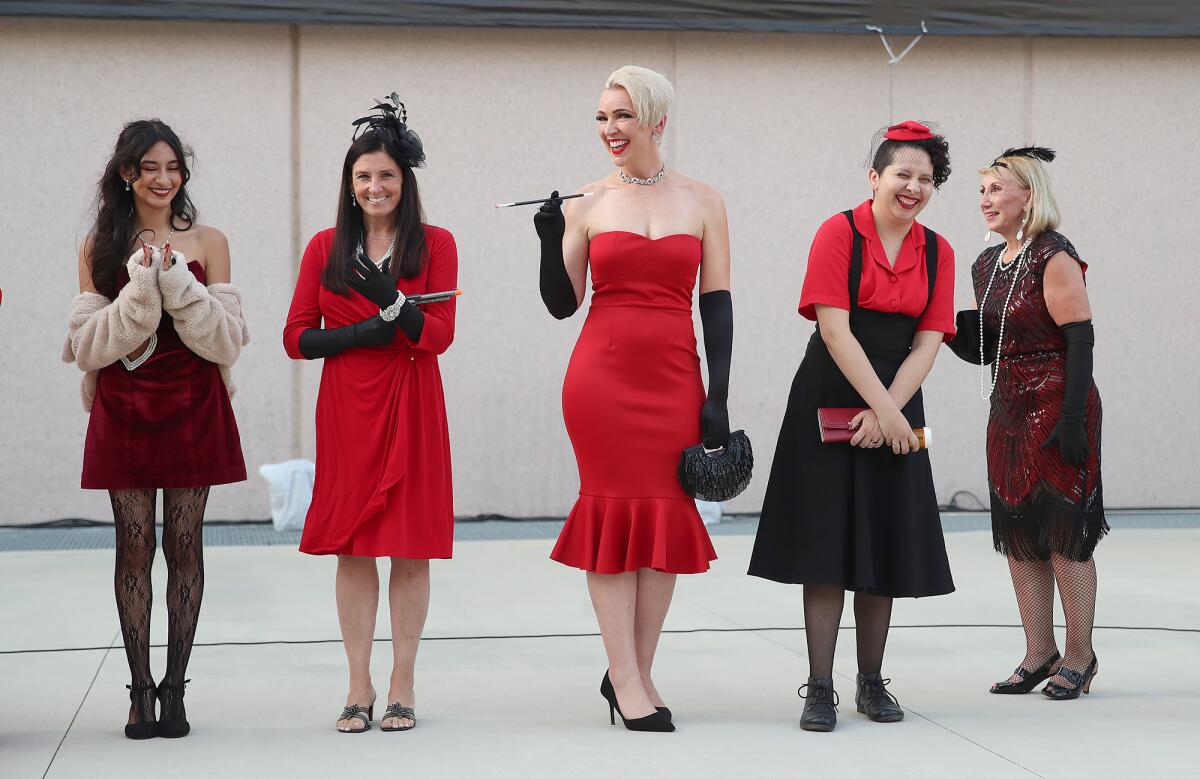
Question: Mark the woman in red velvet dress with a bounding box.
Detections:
[65,120,247,740]
[947,147,1105,700]
[533,66,735,732]
[283,96,456,733]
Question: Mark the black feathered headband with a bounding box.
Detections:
[351,92,425,168]
[992,146,1055,168]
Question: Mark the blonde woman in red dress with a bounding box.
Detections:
[284,96,457,733]
[532,66,735,732]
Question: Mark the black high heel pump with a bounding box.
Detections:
[124,682,158,740]
[599,671,674,732]
[990,653,1061,694]
[156,679,191,738]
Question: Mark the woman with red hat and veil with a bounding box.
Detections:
[749,121,957,732]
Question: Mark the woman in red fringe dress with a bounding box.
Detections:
[947,146,1106,701]
[283,96,456,733]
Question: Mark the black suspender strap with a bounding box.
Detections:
[922,226,938,314]
[842,210,863,315]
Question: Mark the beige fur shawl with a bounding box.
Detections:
[63,258,249,412]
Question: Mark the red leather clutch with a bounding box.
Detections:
[817,407,863,443]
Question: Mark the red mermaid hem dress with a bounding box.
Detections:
[550,231,717,574]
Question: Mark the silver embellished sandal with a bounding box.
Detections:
[336,702,374,733]
[380,703,416,732]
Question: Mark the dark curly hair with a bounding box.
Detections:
[87,120,196,298]
[871,135,952,189]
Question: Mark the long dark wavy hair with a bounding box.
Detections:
[322,133,427,294]
[88,120,196,298]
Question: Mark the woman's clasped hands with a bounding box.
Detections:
[849,406,920,454]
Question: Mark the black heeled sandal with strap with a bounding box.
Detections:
[990,653,1061,695]
[381,703,417,732]
[1043,654,1098,700]
[124,682,158,740]
[336,702,375,733]
[156,679,191,738]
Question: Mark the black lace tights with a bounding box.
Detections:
[110,487,209,720]
[802,585,894,678]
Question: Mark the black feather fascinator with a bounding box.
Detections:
[351,92,425,168]
[992,146,1056,168]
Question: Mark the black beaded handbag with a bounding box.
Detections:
[676,430,754,502]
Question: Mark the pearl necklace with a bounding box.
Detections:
[620,163,666,186]
[978,238,1032,400]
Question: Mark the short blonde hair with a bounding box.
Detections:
[605,65,674,130]
[979,154,1061,236]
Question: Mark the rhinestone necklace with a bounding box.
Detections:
[978,238,1032,400]
[359,230,397,268]
[620,163,667,186]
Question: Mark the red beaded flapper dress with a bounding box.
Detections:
[973,231,1106,561]
[283,226,457,558]
[550,231,717,574]
[82,262,246,489]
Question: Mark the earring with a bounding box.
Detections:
[983,230,992,242]
[652,132,662,145]
[351,193,358,207]
[124,179,131,191]
[1016,213,1027,241]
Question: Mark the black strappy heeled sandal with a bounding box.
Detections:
[381,703,417,732]
[1043,655,1099,700]
[336,702,375,733]
[156,679,191,738]
[990,653,1061,695]
[124,682,158,740]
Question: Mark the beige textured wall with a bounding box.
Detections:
[0,19,1195,524]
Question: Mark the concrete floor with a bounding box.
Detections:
[2,527,1197,778]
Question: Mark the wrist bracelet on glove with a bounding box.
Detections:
[379,291,407,322]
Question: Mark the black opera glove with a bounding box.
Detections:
[1040,321,1094,467]
[296,316,397,360]
[699,290,733,450]
[347,252,401,309]
[535,191,578,320]
[946,309,998,365]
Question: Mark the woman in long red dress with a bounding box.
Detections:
[947,147,1105,699]
[533,66,735,732]
[65,120,248,739]
[283,96,457,733]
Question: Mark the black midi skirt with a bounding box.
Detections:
[748,310,954,598]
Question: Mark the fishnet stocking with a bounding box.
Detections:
[110,489,157,724]
[1004,556,1060,683]
[162,487,209,687]
[1048,553,1097,688]
[853,593,893,675]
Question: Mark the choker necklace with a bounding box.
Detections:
[620,163,666,186]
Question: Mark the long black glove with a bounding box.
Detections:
[534,191,578,320]
[1040,321,1094,466]
[945,309,997,365]
[698,290,733,449]
[347,252,424,342]
[297,316,397,360]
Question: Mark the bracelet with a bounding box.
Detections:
[379,291,407,322]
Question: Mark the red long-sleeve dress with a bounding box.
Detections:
[283,225,457,558]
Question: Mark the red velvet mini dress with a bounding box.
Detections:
[550,231,717,574]
[283,226,457,558]
[82,262,246,489]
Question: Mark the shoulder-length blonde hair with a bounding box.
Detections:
[605,65,674,131]
[978,153,1061,236]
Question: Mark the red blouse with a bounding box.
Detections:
[798,199,956,339]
